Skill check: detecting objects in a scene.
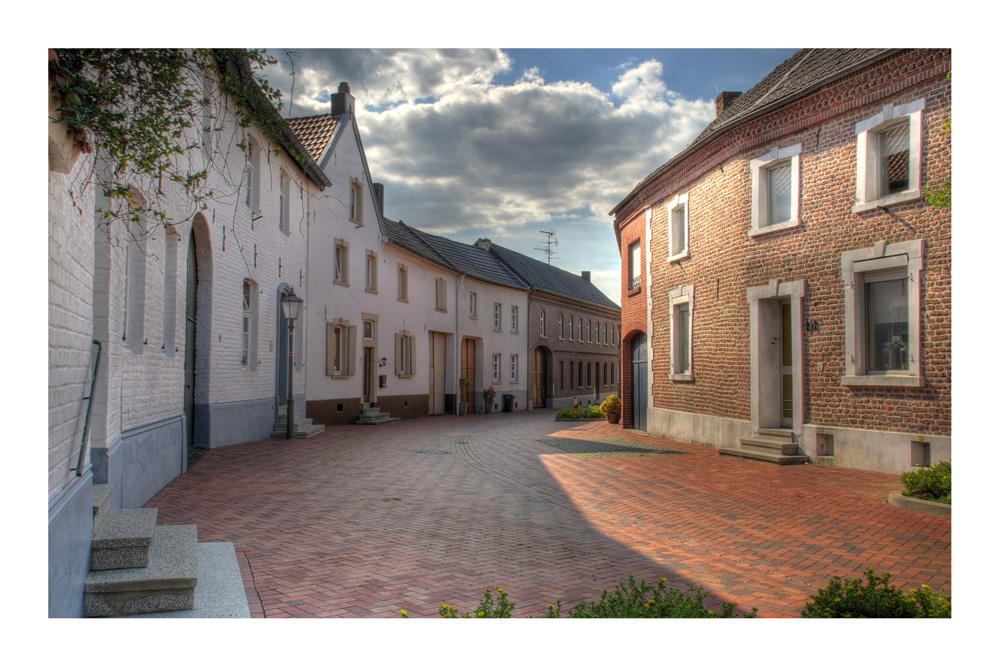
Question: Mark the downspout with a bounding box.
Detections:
[454,274,465,415]
[526,289,534,409]
[74,340,101,476]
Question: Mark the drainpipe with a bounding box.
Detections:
[454,274,465,415]
[526,289,534,409]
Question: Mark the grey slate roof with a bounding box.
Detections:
[487,243,620,312]
[383,219,528,291]
[612,48,896,215]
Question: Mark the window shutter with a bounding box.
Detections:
[347,325,357,376]
[326,322,336,376]
[395,332,402,376]
[408,335,416,376]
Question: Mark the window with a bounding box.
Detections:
[241,279,258,368]
[492,353,501,382]
[363,320,374,340]
[603,363,608,386]
[853,98,924,213]
[577,318,582,341]
[586,363,592,387]
[397,264,408,302]
[669,285,694,381]
[511,306,519,332]
[349,178,363,224]
[603,323,608,346]
[628,241,641,291]
[540,310,546,338]
[559,361,564,390]
[568,315,574,341]
[469,292,478,319]
[279,170,290,234]
[365,250,378,293]
[246,138,260,217]
[493,303,502,331]
[750,144,801,236]
[511,355,519,383]
[333,239,349,286]
[667,193,689,261]
[587,320,592,343]
[122,221,146,353]
[558,314,564,339]
[435,278,447,312]
[578,362,583,388]
[326,319,356,377]
[840,239,924,387]
[161,230,178,357]
[611,363,616,386]
[395,330,416,377]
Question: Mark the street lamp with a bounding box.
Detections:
[281,288,303,439]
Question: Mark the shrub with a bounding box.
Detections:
[556,406,604,419]
[544,575,757,618]
[438,587,515,618]
[900,460,951,503]
[600,394,622,415]
[801,568,950,618]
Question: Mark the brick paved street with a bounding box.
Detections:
[146,409,950,618]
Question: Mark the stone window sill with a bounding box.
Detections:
[840,374,923,388]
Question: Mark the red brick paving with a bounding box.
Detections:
[146,410,950,618]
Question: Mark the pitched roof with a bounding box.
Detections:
[383,219,528,291]
[487,242,620,312]
[612,48,896,216]
[286,114,340,163]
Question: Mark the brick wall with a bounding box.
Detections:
[618,211,648,428]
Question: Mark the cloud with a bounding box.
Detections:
[269,49,717,305]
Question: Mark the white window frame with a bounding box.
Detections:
[577,318,582,341]
[668,285,695,381]
[492,353,501,382]
[365,250,378,294]
[558,314,564,340]
[349,177,364,225]
[511,305,519,333]
[587,320,592,343]
[628,241,641,291]
[666,193,690,262]
[241,278,258,369]
[750,143,801,237]
[511,354,519,383]
[333,239,349,286]
[540,310,546,338]
[852,98,924,213]
[469,292,478,319]
[840,239,924,387]
[326,319,355,378]
[493,303,502,331]
[396,330,416,378]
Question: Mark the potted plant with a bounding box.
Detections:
[483,385,496,413]
[883,335,906,370]
[458,377,472,416]
[600,394,622,424]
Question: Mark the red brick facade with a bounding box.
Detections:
[613,49,951,472]
[618,212,647,428]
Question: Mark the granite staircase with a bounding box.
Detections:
[356,403,400,425]
[718,428,809,465]
[84,484,199,617]
[272,404,326,438]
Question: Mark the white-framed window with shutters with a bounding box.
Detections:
[853,98,924,213]
[469,292,478,319]
[511,305,519,332]
[493,303,502,331]
[334,239,349,286]
[511,354,519,383]
[326,318,356,378]
[492,353,501,382]
[395,330,416,378]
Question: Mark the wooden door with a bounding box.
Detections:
[532,347,547,407]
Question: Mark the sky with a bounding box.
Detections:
[260,48,800,305]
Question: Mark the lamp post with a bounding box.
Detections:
[281,288,303,439]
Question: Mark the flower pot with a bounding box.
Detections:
[485,402,494,414]
[606,412,621,424]
[458,402,468,416]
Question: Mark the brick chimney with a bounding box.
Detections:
[581,271,591,282]
[331,81,355,117]
[715,91,741,117]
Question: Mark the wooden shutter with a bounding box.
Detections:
[394,332,402,376]
[326,322,337,376]
[346,325,357,376]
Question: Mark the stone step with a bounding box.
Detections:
[356,413,400,425]
[758,428,796,442]
[84,524,199,617]
[719,446,810,465]
[271,421,326,438]
[739,436,801,456]
[92,483,114,536]
[91,507,158,571]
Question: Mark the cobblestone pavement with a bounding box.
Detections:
[146,409,950,618]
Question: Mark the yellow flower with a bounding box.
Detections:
[400,609,408,617]
[478,611,484,617]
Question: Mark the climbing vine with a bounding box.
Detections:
[49,48,301,235]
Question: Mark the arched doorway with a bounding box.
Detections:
[532,347,548,408]
[630,333,647,431]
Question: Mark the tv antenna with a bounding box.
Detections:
[536,230,558,264]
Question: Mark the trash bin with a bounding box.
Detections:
[502,394,514,412]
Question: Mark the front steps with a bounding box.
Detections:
[356,403,400,425]
[719,428,809,465]
[84,485,199,617]
[272,405,326,438]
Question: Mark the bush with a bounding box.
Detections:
[556,405,604,419]
[600,394,621,415]
[900,460,951,503]
[801,569,950,618]
[438,587,515,618]
[544,575,757,618]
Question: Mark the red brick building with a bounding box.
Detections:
[612,49,951,473]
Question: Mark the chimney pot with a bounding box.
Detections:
[332,81,355,117]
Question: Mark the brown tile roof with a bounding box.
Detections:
[286,114,339,163]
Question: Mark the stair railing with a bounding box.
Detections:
[72,340,101,477]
